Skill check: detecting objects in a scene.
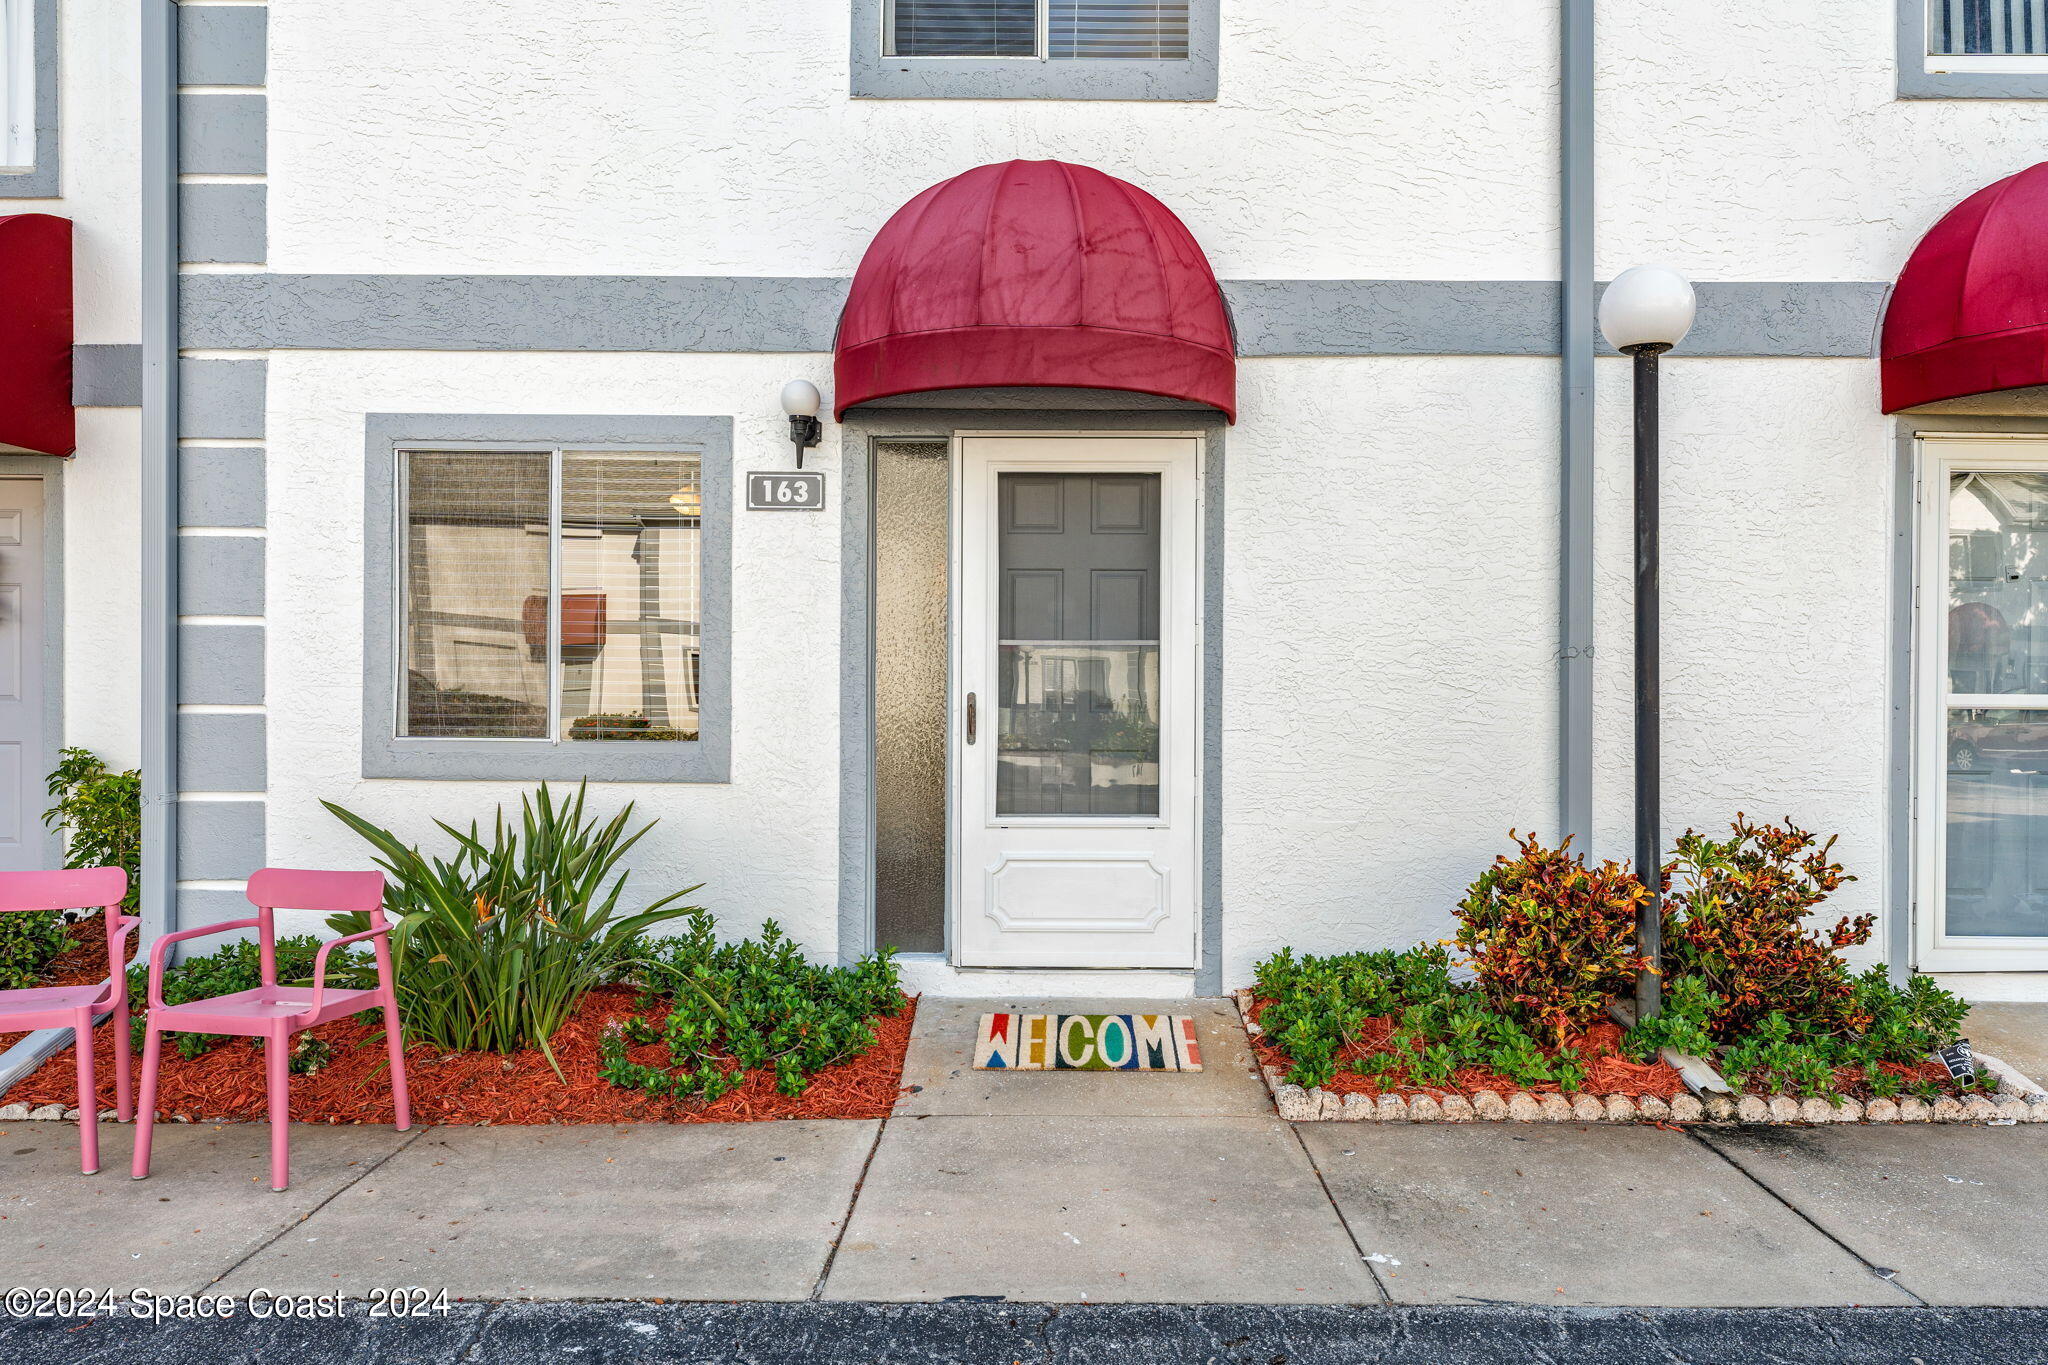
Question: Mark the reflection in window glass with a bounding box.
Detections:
[558,453,703,741]
[1948,470,2048,694]
[1945,709,2048,936]
[398,449,702,742]
[400,452,551,738]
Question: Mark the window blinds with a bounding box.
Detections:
[1931,0,2048,54]
[888,1,1036,57]
[887,1,1190,59]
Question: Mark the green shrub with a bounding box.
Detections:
[1454,832,1650,1047]
[0,748,145,990]
[127,935,368,1068]
[1660,815,1871,1038]
[1253,944,1457,1089]
[1622,975,1724,1062]
[324,781,699,1074]
[598,914,903,1101]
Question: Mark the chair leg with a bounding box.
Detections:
[73,1010,98,1176]
[112,991,133,1123]
[383,994,411,1132]
[266,1029,291,1192]
[130,1021,162,1180]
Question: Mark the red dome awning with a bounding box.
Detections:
[1882,163,2048,413]
[0,214,73,457]
[834,160,1235,421]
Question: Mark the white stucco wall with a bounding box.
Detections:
[263,0,1558,279]
[1590,358,1894,972]
[1219,357,1562,986]
[261,351,844,955]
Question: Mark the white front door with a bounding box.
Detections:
[954,436,1201,968]
[0,478,47,873]
[1916,436,2048,971]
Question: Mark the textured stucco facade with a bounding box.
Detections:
[113,0,2048,995]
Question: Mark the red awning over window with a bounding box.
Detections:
[834,160,1236,420]
[0,213,73,457]
[1882,162,2048,414]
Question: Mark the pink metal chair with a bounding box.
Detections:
[131,868,410,1191]
[0,868,134,1174]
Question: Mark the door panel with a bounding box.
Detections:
[956,438,1199,969]
[0,480,46,871]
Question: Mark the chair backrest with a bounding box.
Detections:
[245,868,387,920]
[0,866,128,914]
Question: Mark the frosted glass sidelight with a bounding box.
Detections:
[873,441,951,954]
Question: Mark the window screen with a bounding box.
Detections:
[398,449,703,742]
[888,0,1037,57]
[1930,0,2048,55]
[1050,2,1190,59]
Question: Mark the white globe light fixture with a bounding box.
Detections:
[780,379,824,468]
[1598,265,1696,355]
[1601,264,1695,1026]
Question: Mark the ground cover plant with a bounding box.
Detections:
[599,913,906,1101]
[1251,819,1987,1107]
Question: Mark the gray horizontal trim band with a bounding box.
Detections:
[179,713,267,791]
[179,275,1894,358]
[181,183,266,264]
[178,5,267,87]
[176,800,265,882]
[73,344,142,406]
[178,93,266,176]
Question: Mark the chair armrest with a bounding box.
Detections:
[147,917,262,1009]
[90,911,143,1011]
[304,924,392,1017]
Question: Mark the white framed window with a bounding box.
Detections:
[362,415,733,785]
[396,447,705,745]
[1914,436,2048,971]
[884,1,1190,60]
[1,0,35,172]
[854,0,1216,99]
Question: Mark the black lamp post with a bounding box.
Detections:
[1598,265,1696,1022]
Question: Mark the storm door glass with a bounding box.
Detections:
[1944,469,2048,939]
[995,472,1161,817]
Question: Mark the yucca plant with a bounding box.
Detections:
[323,782,699,1075]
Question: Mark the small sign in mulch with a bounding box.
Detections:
[974,1013,1202,1071]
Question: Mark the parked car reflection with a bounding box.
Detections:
[1948,709,2048,773]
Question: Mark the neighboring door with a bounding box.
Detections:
[0,478,47,873]
[954,436,1201,968]
[1917,437,2048,971]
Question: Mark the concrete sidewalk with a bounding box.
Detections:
[4,998,2046,1309]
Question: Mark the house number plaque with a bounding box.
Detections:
[746,472,826,510]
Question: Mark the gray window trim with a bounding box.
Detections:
[1898,0,2048,98]
[362,414,732,783]
[0,0,60,198]
[850,0,1219,100]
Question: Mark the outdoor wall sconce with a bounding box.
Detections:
[1598,264,1697,1025]
[782,380,823,468]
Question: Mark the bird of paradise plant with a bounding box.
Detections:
[322,782,699,1075]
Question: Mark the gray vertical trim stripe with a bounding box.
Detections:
[177,801,266,882]
[178,5,268,87]
[181,183,266,264]
[0,0,60,199]
[1558,0,1595,855]
[173,274,1899,359]
[179,446,267,527]
[179,713,268,790]
[178,537,265,617]
[181,623,265,705]
[177,93,266,176]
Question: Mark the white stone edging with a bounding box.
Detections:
[1231,988,2048,1126]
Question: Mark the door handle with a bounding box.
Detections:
[966,692,977,745]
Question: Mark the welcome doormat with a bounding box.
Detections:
[974,1013,1202,1071]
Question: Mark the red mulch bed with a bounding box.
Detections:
[4,917,917,1124]
[1246,996,1686,1102]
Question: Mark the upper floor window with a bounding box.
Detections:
[887,1,1190,61]
[1906,1,2048,96]
[853,0,1217,100]
[2,0,36,172]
